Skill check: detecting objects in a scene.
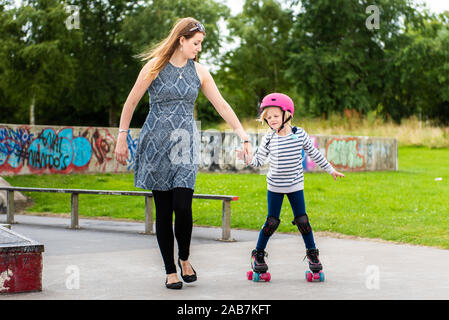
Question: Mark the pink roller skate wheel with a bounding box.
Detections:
[313,273,320,280]
[306,271,313,282]
[261,272,271,282]
[247,271,253,280]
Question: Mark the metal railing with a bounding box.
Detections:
[0,186,238,241]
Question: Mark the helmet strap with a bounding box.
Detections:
[277,111,292,133]
[263,109,292,132]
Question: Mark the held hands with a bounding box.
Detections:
[236,141,253,165]
[331,170,345,181]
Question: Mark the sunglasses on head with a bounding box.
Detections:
[189,23,205,33]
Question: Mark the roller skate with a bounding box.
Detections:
[247,249,271,282]
[304,248,325,282]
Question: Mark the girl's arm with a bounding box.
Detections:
[301,129,335,174]
[237,134,270,167]
[301,129,345,180]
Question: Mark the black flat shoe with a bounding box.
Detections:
[165,278,183,289]
[178,258,197,283]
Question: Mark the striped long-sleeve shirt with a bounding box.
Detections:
[250,127,335,193]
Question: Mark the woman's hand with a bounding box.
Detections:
[331,170,345,181]
[115,133,129,165]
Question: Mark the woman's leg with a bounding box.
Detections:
[152,189,177,275]
[255,190,284,251]
[172,187,194,261]
[286,190,316,249]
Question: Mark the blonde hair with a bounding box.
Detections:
[136,17,206,81]
[258,107,293,126]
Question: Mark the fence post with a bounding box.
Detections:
[144,195,154,235]
[71,193,80,229]
[6,190,15,224]
[219,199,233,241]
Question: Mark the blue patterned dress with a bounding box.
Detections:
[134,59,201,191]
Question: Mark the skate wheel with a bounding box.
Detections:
[260,272,271,282]
[313,272,320,280]
[306,271,313,282]
[247,271,253,280]
[253,272,260,282]
[319,272,325,282]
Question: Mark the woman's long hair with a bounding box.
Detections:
[136,17,205,81]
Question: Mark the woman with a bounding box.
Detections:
[114,17,252,289]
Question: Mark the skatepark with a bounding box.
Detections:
[2,213,449,300]
[2,0,449,310]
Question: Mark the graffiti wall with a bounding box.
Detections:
[320,135,398,172]
[0,125,124,175]
[0,124,397,176]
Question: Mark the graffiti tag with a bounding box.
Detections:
[326,137,365,170]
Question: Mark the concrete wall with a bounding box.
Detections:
[0,124,397,176]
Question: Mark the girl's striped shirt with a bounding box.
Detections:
[250,127,335,193]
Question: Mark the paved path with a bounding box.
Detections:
[1,214,449,300]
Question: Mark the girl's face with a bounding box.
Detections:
[265,107,284,130]
[180,33,204,60]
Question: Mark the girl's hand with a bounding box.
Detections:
[235,149,245,160]
[243,141,253,165]
[235,147,253,164]
[331,170,345,181]
[115,133,129,165]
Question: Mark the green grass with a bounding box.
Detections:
[3,146,449,249]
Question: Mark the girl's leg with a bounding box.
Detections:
[153,189,177,275]
[286,190,316,249]
[255,190,284,251]
[172,187,194,261]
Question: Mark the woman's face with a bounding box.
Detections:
[180,32,204,60]
[265,107,284,130]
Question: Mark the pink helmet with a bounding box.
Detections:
[259,93,294,115]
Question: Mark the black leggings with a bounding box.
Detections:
[152,188,194,274]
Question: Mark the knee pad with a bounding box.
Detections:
[262,216,280,237]
[292,214,311,235]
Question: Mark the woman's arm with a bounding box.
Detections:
[115,60,156,165]
[195,63,252,161]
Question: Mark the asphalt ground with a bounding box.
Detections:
[1,214,449,301]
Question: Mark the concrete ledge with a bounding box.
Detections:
[0,225,44,294]
[0,124,397,176]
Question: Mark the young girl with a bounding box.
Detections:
[237,93,344,281]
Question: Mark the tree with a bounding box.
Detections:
[215,0,295,119]
[287,0,420,119]
[66,0,139,127]
[1,0,230,127]
[120,0,230,126]
[0,0,80,125]
[381,12,449,123]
